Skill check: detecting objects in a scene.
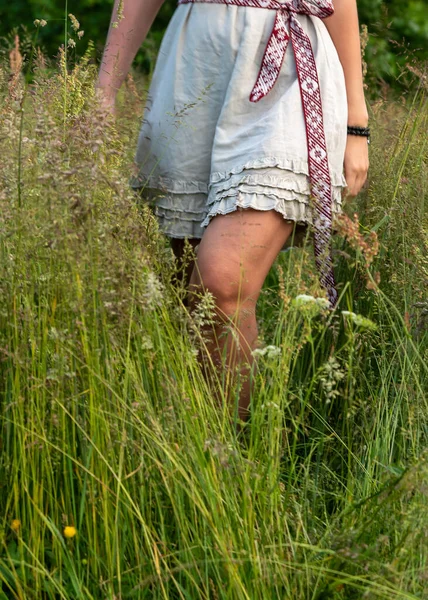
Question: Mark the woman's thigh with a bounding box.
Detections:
[189,208,294,307]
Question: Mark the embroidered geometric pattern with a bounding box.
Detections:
[177,0,338,306]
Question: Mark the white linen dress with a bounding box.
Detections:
[129,3,348,250]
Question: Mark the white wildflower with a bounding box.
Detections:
[294,294,331,310]
[315,297,331,309]
[252,345,281,359]
[67,38,76,49]
[252,347,266,357]
[294,294,317,305]
[77,30,84,39]
[40,19,47,27]
[265,345,281,358]
[342,311,377,331]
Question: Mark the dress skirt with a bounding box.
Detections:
[129,3,348,250]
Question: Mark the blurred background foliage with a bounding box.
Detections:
[0,0,427,93]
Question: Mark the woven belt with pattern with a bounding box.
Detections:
[177,0,339,306]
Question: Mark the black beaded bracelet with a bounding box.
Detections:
[347,125,371,140]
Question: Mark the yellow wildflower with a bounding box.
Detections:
[11,519,21,531]
[63,526,77,538]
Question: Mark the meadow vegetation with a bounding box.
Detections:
[0,16,427,600]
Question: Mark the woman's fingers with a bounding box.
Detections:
[345,163,369,196]
[346,171,367,197]
[344,135,369,197]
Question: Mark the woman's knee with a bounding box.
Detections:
[189,257,259,315]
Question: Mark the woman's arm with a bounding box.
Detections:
[96,0,166,105]
[324,0,369,196]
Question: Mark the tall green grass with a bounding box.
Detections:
[0,25,427,600]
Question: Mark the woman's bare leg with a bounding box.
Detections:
[187,208,294,424]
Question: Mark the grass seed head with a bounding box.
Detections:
[68,14,80,31]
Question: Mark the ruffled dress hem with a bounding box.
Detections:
[132,161,345,250]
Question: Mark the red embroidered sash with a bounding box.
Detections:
[178,0,338,306]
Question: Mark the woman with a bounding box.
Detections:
[96,0,369,423]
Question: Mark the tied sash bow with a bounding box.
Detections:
[177,0,339,306]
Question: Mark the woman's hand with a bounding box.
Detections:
[343,135,369,197]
